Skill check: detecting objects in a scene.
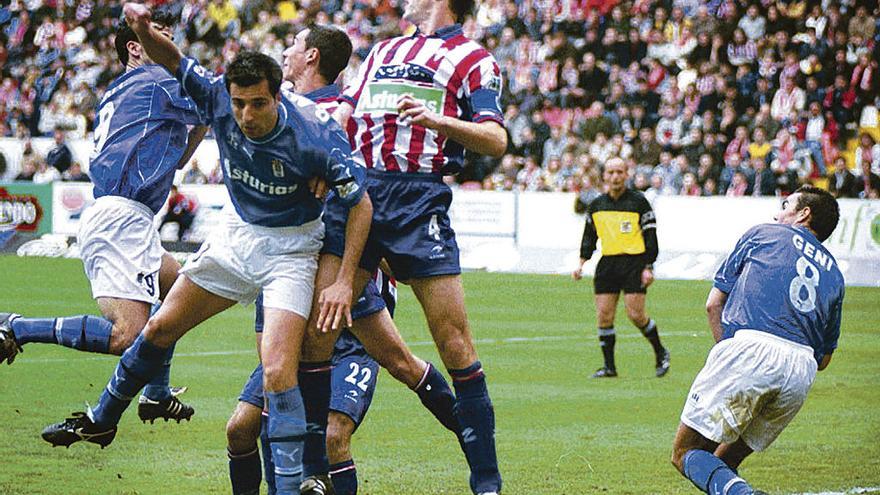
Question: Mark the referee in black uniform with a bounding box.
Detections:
[572,158,670,378]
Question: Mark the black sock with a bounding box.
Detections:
[598,328,616,370]
[639,319,665,363]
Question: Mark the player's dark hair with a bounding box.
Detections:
[305,25,352,84]
[225,51,283,97]
[794,185,839,242]
[449,0,476,22]
[114,7,177,66]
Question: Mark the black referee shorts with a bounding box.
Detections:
[593,255,646,294]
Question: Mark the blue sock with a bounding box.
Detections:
[683,449,753,495]
[260,412,277,495]
[299,361,331,478]
[266,386,306,495]
[142,343,175,402]
[11,315,111,353]
[228,446,262,495]
[449,361,502,495]
[92,334,168,427]
[329,460,357,495]
[414,362,460,435]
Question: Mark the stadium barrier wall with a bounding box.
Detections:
[2,134,878,286]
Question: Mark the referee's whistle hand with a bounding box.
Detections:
[641,268,655,288]
[572,268,583,281]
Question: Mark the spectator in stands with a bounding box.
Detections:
[829,157,858,199]
[32,159,60,184]
[726,170,749,197]
[796,101,828,175]
[543,126,567,168]
[633,127,662,168]
[15,160,36,182]
[750,157,777,197]
[160,185,199,241]
[181,158,208,185]
[747,127,772,164]
[45,128,73,174]
[679,172,701,196]
[856,158,880,199]
[771,77,806,123]
[62,161,90,182]
[854,133,880,177]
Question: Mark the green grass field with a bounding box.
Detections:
[0,256,878,495]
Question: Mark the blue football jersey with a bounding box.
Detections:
[177,57,365,227]
[89,64,203,213]
[714,223,845,363]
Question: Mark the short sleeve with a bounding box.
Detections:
[316,123,366,208]
[713,225,760,293]
[176,57,229,124]
[464,55,504,125]
[155,79,204,126]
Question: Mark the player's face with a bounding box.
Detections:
[775,193,809,226]
[283,29,310,85]
[230,79,279,139]
[603,162,627,193]
[403,0,431,24]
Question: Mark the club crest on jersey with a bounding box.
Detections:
[271,159,285,178]
[486,76,502,93]
[375,64,435,84]
[620,221,633,234]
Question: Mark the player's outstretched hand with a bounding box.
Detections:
[397,95,442,130]
[641,267,654,288]
[316,281,353,333]
[123,2,151,28]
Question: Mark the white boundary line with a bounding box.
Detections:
[13,331,707,364]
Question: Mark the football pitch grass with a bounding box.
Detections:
[0,256,878,495]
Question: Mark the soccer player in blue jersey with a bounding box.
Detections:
[0,9,205,423]
[42,6,373,495]
[671,186,844,495]
[225,26,462,495]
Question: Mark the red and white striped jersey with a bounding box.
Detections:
[340,24,504,176]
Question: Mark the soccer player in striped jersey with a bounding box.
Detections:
[226,25,462,495]
[331,0,507,493]
[0,8,204,423]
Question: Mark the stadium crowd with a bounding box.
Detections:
[1,0,879,198]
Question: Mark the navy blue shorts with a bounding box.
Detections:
[253,282,385,333]
[330,331,378,426]
[239,363,264,409]
[322,171,461,281]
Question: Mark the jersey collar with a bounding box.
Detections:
[244,100,288,144]
[303,83,340,102]
[415,23,462,40]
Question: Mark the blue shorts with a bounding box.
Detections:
[253,281,385,333]
[330,331,378,426]
[322,171,461,281]
[239,363,264,409]
[237,336,378,426]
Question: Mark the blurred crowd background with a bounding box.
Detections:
[1,0,879,200]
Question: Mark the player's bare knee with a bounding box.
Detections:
[226,412,259,453]
[433,329,473,363]
[262,362,293,392]
[108,323,139,355]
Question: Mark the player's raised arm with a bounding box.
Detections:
[176,125,209,169]
[123,2,182,74]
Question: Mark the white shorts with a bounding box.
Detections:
[681,330,818,452]
[180,210,323,318]
[78,196,165,304]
